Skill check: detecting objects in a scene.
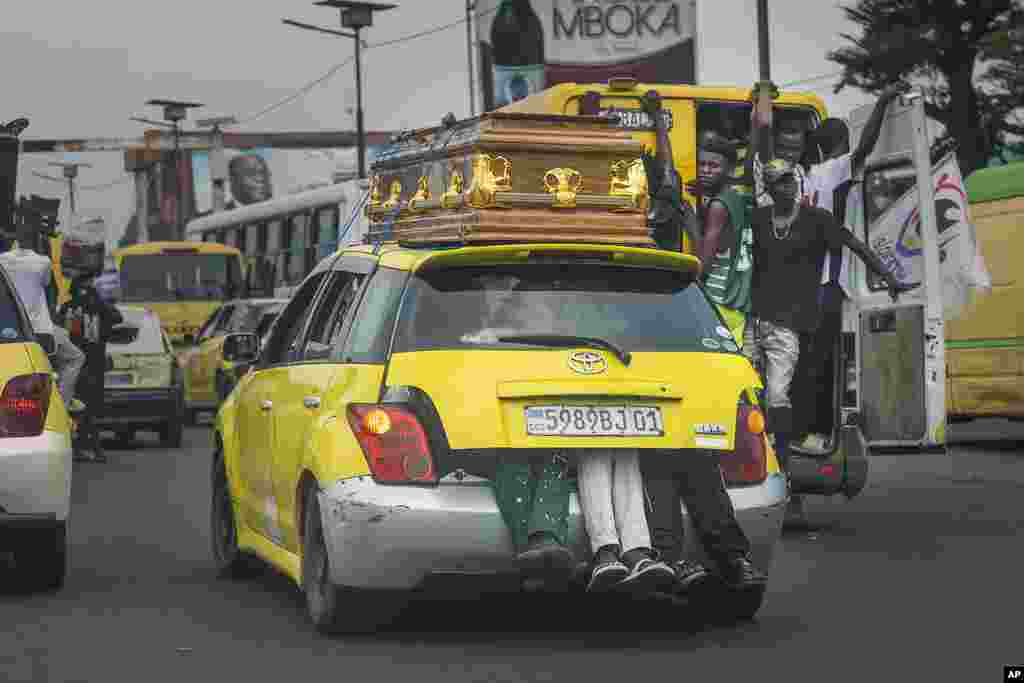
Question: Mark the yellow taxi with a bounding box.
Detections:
[0,265,73,591]
[182,298,286,422]
[211,241,784,633]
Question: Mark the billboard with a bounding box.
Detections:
[476,0,697,110]
[191,147,274,215]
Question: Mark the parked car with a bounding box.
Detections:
[99,306,185,447]
[0,265,73,591]
[183,298,286,421]
[211,242,785,634]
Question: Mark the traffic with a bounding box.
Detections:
[0,76,1010,641]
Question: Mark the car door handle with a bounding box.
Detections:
[304,396,321,409]
[261,400,273,411]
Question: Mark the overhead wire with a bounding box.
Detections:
[235,4,500,127]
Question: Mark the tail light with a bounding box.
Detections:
[346,404,437,484]
[0,373,52,438]
[720,396,768,486]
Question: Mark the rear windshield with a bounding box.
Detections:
[392,263,736,354]
[0,276,25,343]
[108,308,167,354]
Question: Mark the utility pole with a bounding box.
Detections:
[466,0,476,116]
[754,0,774,161]
[196,116,238,213]
[136,99,204,241]
[34,161,93,239]
[286,1,397,180]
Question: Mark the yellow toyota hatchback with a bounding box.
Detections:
[0,265,73,591]
[212,241,785,633]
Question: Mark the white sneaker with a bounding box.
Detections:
[792,433,829,455]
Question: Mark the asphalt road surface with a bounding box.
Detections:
[3,419,1022,683]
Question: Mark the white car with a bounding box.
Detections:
[0,266,73,591]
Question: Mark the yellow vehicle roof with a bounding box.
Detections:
[113,241,242,257]
[499,81,827,118]
[360,242,702,276]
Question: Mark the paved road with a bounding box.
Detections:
[2,420,1022,683]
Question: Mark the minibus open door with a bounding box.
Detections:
[843,94,948,454]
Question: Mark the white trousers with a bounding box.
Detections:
[577,449,652,554]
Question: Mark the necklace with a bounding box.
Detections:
[772,204,799,239]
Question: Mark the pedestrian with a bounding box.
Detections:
[0,236,85,410]
[60,270,123,462]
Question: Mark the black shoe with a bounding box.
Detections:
[516,532,574,573]
[615,548,676,594]
[671,559,715,595]
[587,545,629,592]
[718,556,768,592]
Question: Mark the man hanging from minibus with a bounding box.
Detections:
[747,153,915,485]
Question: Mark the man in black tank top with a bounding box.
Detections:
[745,159,913,479]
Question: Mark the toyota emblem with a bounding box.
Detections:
[567,350,607,375]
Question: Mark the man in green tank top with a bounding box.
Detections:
[688,130,753,347]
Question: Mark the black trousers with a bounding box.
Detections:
[794,283,844,437]
[642,451,751,567]
[74,347,107,453]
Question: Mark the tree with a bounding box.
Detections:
[829,0,1024,176]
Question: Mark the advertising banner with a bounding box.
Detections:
[476,0,697,110]
[857,153,992,320]
[191,147,274,215]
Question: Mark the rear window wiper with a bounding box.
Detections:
[496,334,632,367]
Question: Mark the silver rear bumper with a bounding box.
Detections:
[318,472,787,590]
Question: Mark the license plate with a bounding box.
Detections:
[525,405,664,437]
[599,107,673,131]
[105,372,133,387]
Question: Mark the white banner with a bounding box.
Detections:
[860,153,992,320]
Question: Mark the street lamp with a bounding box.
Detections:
[142,99,204,240]
[284,1,397,180]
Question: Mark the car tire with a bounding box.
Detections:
[301,483,406,635]
[20,521,67,593]
[706,584,767,625]
[211,455,258,579]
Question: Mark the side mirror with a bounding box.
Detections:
[223,332,260,364]
[37,332,56,355]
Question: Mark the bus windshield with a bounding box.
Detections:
[119,253,242,302]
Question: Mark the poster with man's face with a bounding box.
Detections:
[192,148,274,214]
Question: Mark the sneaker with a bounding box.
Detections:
[587,545,629,592]
[516,532,574,573]
[616,548,676,594]
[791,433,830,455]
[718,556,768,592]
[671,559,715,595]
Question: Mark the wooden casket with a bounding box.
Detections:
[364,112,653,247]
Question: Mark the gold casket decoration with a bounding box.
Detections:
[364,112,653,247]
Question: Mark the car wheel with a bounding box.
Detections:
[211,455,257,579]
[706,585,767,625]
[19,521,67,592]
[301,483,405,635]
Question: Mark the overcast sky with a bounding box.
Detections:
[4,0,879,245]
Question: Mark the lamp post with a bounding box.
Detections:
[284,1,397,180]
[140,99,204,240]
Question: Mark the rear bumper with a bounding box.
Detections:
[318,472,787,591]
[0,431,72,522]
[96,388,181,427]
[788,425,869,499]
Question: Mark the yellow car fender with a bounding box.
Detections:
[300,411,372,495]
[214,375,244,495]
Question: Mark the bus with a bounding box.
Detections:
[112,241,247,346]
[947,161,1024,420]
[184,180,369,299]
